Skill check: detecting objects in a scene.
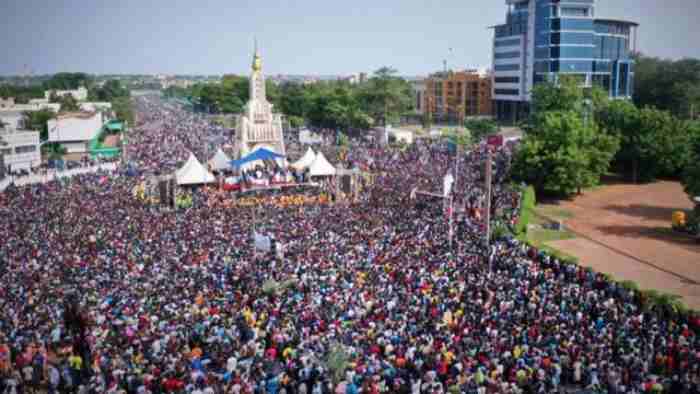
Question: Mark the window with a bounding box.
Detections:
[494,76,520,84]
[494,64,520,71]
[560,7,589,17]
[551,60,593,73]
[551,32,594,45]
[495,89,519,95]
[14,145,37,154]
[534,61,550,73]
[494,51,520,59]
[551,18,594,31]
[495,38,521,47]
[1,148,11,155]
[551,46,594,59]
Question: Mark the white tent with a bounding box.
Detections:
[176,153,216,185]
[208,148,231,171]
[291,147,316,170]
[308,151,336,177]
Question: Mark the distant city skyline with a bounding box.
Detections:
[1,0,699,77]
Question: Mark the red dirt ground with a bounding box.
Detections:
[545,181,700,309]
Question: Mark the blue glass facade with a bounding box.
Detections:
[492,0,637,122]
[528,0,635,98]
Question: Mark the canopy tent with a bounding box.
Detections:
[176,153,216,185]
[308,151,336,177]
[230,148,286,168]
[291,147,316,170]
[208,148,232,171]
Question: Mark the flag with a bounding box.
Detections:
[443,173,454,198]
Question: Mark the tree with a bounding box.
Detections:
[23,108,56,140]
[90,79,129,102]
[596,99,643,182]
[112,97,134,124]
[43,73,91,90]
[682,123,700,199]
[633,54,700,119]
[360,67,412,126]
[515,77,619,196]
[443,128,472,148]
[513,111,619,196]
[464,119,498,141]
[49,93,79,112]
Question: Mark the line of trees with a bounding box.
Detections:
[633,54,700,120]
[165,67,414,131]
[513,76,700,198]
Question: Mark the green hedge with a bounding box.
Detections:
[516,185,536,236]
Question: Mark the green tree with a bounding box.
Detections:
[22,108,56,140]
[464,119,498,141]
[513,111,619,196]
[43,72,91,90]
[360,67,412,126]
[633,54,700,119]
[682,123,700,199]
[49,93,79,112]
[112,97,134,124]
[0,85,44,104]
[90,79,130,102]
[443,128,472,147]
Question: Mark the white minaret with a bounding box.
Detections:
[235,40,286,163]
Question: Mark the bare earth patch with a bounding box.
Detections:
[103,135,120,148]
[546,181,700,309]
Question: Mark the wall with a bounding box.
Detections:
[1,130,41,170]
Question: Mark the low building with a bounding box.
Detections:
[419,69,493,122]
[0,127,41,171]
[0,97,15,109]
[80,102,112,113]
[47,112,103,154]
[0,110,26,130]
[44,87,88,101]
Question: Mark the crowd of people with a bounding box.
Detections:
[0,96,699,394]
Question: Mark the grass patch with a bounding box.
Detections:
[523,227,580,263]
[534,205,574,220]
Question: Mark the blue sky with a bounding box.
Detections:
[1,0,698,76]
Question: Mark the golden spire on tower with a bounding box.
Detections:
[252,37,262,72]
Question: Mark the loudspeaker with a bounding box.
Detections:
[158,180,168,204]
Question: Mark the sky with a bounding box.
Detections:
[1,0,699,77]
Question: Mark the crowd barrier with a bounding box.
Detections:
[0,162,118,192]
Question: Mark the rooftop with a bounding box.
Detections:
[56,111,98,120]
[594,18,639,27]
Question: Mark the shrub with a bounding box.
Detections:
[515,185,536,236]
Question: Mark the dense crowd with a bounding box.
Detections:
[0,97,699,394]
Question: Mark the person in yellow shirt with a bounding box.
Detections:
[69,353,83,370]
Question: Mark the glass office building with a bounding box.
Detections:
[491,0,638,122]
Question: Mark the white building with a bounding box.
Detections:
[0,128,41,171]
[44,87,88,101]
[0,110,26,130]
[0,97,15,109]
[80,102,112,113]
[235,44,285,162]
[47,112,103,154]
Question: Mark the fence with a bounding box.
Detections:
[0,162,118,192]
